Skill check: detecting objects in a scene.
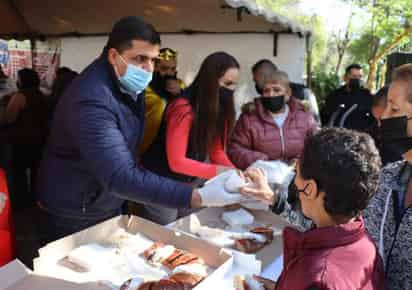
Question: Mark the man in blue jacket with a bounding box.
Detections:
[37,16,244,242]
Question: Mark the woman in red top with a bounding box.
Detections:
[141,52,239,224]
[0,169,15,266]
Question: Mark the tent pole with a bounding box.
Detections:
[305,33,312,88]
[7,0,33,34]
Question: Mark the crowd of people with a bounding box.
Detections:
[0,16,411,290]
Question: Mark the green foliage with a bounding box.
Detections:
[311,71,341,110]
[305,15,328,70]
[341,0,412,88]
[254,0,329,71]
[347,31,373,66]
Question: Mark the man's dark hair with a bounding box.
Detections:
[252,59,278,74]
[18,68,40,89]
[372,86,388,107]
[106,16,161,53]
[299,128,381,219]
[345,63,362,76]
[52,67,78,98]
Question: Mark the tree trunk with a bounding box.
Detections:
[334,9,353,75]
[335,52,344,75]
[367,60,378,91]
[379,62,387,88]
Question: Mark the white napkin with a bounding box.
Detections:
[172,263,208,277]
[67,243,117,271]
[222,208,255,227]
[190,215,268,247]
[107,229,154,254]
[128,277,144,289]
[124,254,168,280]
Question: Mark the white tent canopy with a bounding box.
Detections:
[0,0,308,37]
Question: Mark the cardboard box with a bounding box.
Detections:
[0,260,107,290]
[34,215,233,289]
[171,207,291,268]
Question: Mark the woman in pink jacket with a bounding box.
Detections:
[228,70,318,170]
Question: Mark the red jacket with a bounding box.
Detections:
[0,169,15,266]
[228,97,318,170]
[275,217,386,290]
[164,98,234,179]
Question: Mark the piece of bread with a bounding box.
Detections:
[234,227,274,253]
[139,279,192,290]
[143,242,176,266]
[234,275,250,290]
[251,227,274,243]
[137,281,153,290]
[163,250,204,270]
[140,242,207,289]
[234,275,265,290]
[119,277,144,290]
[234,239,266,253]
[161,248,185,269]
[143,242,166,259]
[169,272,204,287]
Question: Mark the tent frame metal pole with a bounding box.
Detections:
[7,0,33,34]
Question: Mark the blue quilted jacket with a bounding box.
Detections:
[37,55,192,219]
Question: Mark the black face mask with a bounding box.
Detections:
[219,86,234,105]
[287,183,310,212]
[380,116,412,156]
[348,78,361,92]
[255,83,263,95]
[261,95,285,113]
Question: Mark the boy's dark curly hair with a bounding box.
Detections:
[299,128,381,218]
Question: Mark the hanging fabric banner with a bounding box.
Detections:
[32,39,61,93]
[0,39,9,66]
[5,39,32,81]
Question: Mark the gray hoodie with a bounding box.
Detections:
[363,161,412,290]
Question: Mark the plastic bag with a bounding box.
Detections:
[248,160,295,187]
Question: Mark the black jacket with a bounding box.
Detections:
[321,85,374,132]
